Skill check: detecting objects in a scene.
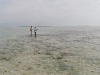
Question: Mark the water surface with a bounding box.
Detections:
[0,26,100,75]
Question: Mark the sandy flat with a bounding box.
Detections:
[0,26,100,75]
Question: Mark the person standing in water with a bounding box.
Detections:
[34,27,37,36]
[30,26,32,36]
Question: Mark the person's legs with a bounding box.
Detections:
[31,31,32,36]
[35,32,36,36]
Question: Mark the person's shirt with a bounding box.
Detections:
[34,27,37,32]
[30,27,32,31]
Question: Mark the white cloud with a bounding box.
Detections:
[0,0,100,26]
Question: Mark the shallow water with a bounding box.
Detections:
[0,26,100,75]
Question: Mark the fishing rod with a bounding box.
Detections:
[37,22,41,27]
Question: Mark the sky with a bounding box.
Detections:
[0,0,100,26]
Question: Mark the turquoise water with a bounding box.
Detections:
[0,26,100,75]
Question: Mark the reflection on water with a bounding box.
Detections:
[0,26,100,75]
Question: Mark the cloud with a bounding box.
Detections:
[0,0,100,26]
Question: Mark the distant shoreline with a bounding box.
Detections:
[18,26,51,27]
